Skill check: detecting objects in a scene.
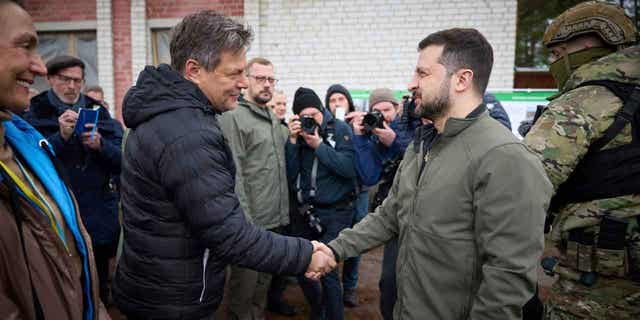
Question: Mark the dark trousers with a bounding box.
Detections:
[94,241,117,304]
[268,226,291,305]
[523,287,543,320]
[379,237,398,320]
[296,206,353,320]
[342,191,369,291]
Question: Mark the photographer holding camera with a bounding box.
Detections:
[286,87,357,320]
[345,88,422,320]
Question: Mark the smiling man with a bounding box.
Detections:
[114,11,334,320]
[0,1,109,319]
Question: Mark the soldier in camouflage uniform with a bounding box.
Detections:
[523,1,640,319]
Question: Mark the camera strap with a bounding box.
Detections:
[296,157,318,203]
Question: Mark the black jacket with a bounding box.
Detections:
[23,91,123,245]
[113,64,313,319]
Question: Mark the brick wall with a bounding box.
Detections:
[146,0,243,19]
[23,0,96,22]
[250,0,517,106]
[113,0,131,122]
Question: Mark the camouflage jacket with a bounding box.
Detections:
[524,45,640,244]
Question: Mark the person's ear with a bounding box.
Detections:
[184,59,202,84]
[453,69,474,93]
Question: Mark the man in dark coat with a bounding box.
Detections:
[113,11,334,320]
[22,54,123,305]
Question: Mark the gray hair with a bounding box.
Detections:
[170,10,253,74]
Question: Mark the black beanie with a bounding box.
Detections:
[293,87,323,115]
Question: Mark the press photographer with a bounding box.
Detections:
[345,87,423,320]
[286,87,357,320]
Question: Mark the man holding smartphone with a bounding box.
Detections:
[23,55,124,305]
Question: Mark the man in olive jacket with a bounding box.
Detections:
[220,57,293,319]
[326,28,553,319]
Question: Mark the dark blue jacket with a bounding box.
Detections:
[484,93,512,130]
[353,116,417,186]
[23,91,123,245]
[113,64,313,319]
[286,109,357,205]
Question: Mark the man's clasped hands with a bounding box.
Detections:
[305,241,337,280]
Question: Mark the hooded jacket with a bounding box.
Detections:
[219,99,289,229]
[113,64,313,319]
[325,84,355,113]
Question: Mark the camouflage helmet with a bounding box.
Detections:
[543,1,637,48]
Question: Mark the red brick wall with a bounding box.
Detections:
[146,0,243,19]
[113,0,131,123]
[23,0,96,22]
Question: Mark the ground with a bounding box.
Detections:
[108,247,384,320]
[108,241,557,320]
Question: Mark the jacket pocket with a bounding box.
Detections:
[199,248,210,303]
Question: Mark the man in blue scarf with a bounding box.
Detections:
[0,1,108,319]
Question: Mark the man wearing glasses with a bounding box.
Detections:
[23,54,124,306]
[220,57,296,319]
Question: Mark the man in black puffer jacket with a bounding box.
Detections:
[113,11,334,320]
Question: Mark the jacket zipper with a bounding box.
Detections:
[199,248,210,303]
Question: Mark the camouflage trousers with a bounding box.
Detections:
[545,277,640,319]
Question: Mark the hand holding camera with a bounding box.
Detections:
[362,110,385,135]
[299,116,322,149]
[288,115,302,143]
[345,111,367,136]
[372,121,396,147]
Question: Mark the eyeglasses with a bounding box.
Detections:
[55,74,84,85]
[248,75,278,85]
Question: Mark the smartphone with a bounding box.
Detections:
[75,107,100,136]
[335,107,346,121]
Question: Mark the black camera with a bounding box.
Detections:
[297,203,325,238]
[362,110,384,135]
[402,93,420,121]
[300,116,318,134]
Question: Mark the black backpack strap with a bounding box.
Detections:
[0,172,44,320]
[576,80,640,152]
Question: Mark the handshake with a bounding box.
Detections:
[305,241,337,280]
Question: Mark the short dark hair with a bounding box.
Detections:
[46,55,85,77]
[418,28,494,95]
[246,57,272,74]
[0,0,24,8]
[85,85,103,95]
[170,10,253,74]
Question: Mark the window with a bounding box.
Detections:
[151,29,171,66]
[33,31,98,94]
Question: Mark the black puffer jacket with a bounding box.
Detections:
[113,64,313,319]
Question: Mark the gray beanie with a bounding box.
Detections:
[369,88,398,109]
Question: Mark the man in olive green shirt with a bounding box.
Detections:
[324,28,553,319]
[220,57,292,319]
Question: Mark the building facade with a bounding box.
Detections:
[24,0,516,122]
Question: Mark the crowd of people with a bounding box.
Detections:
[0,0,639,320]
